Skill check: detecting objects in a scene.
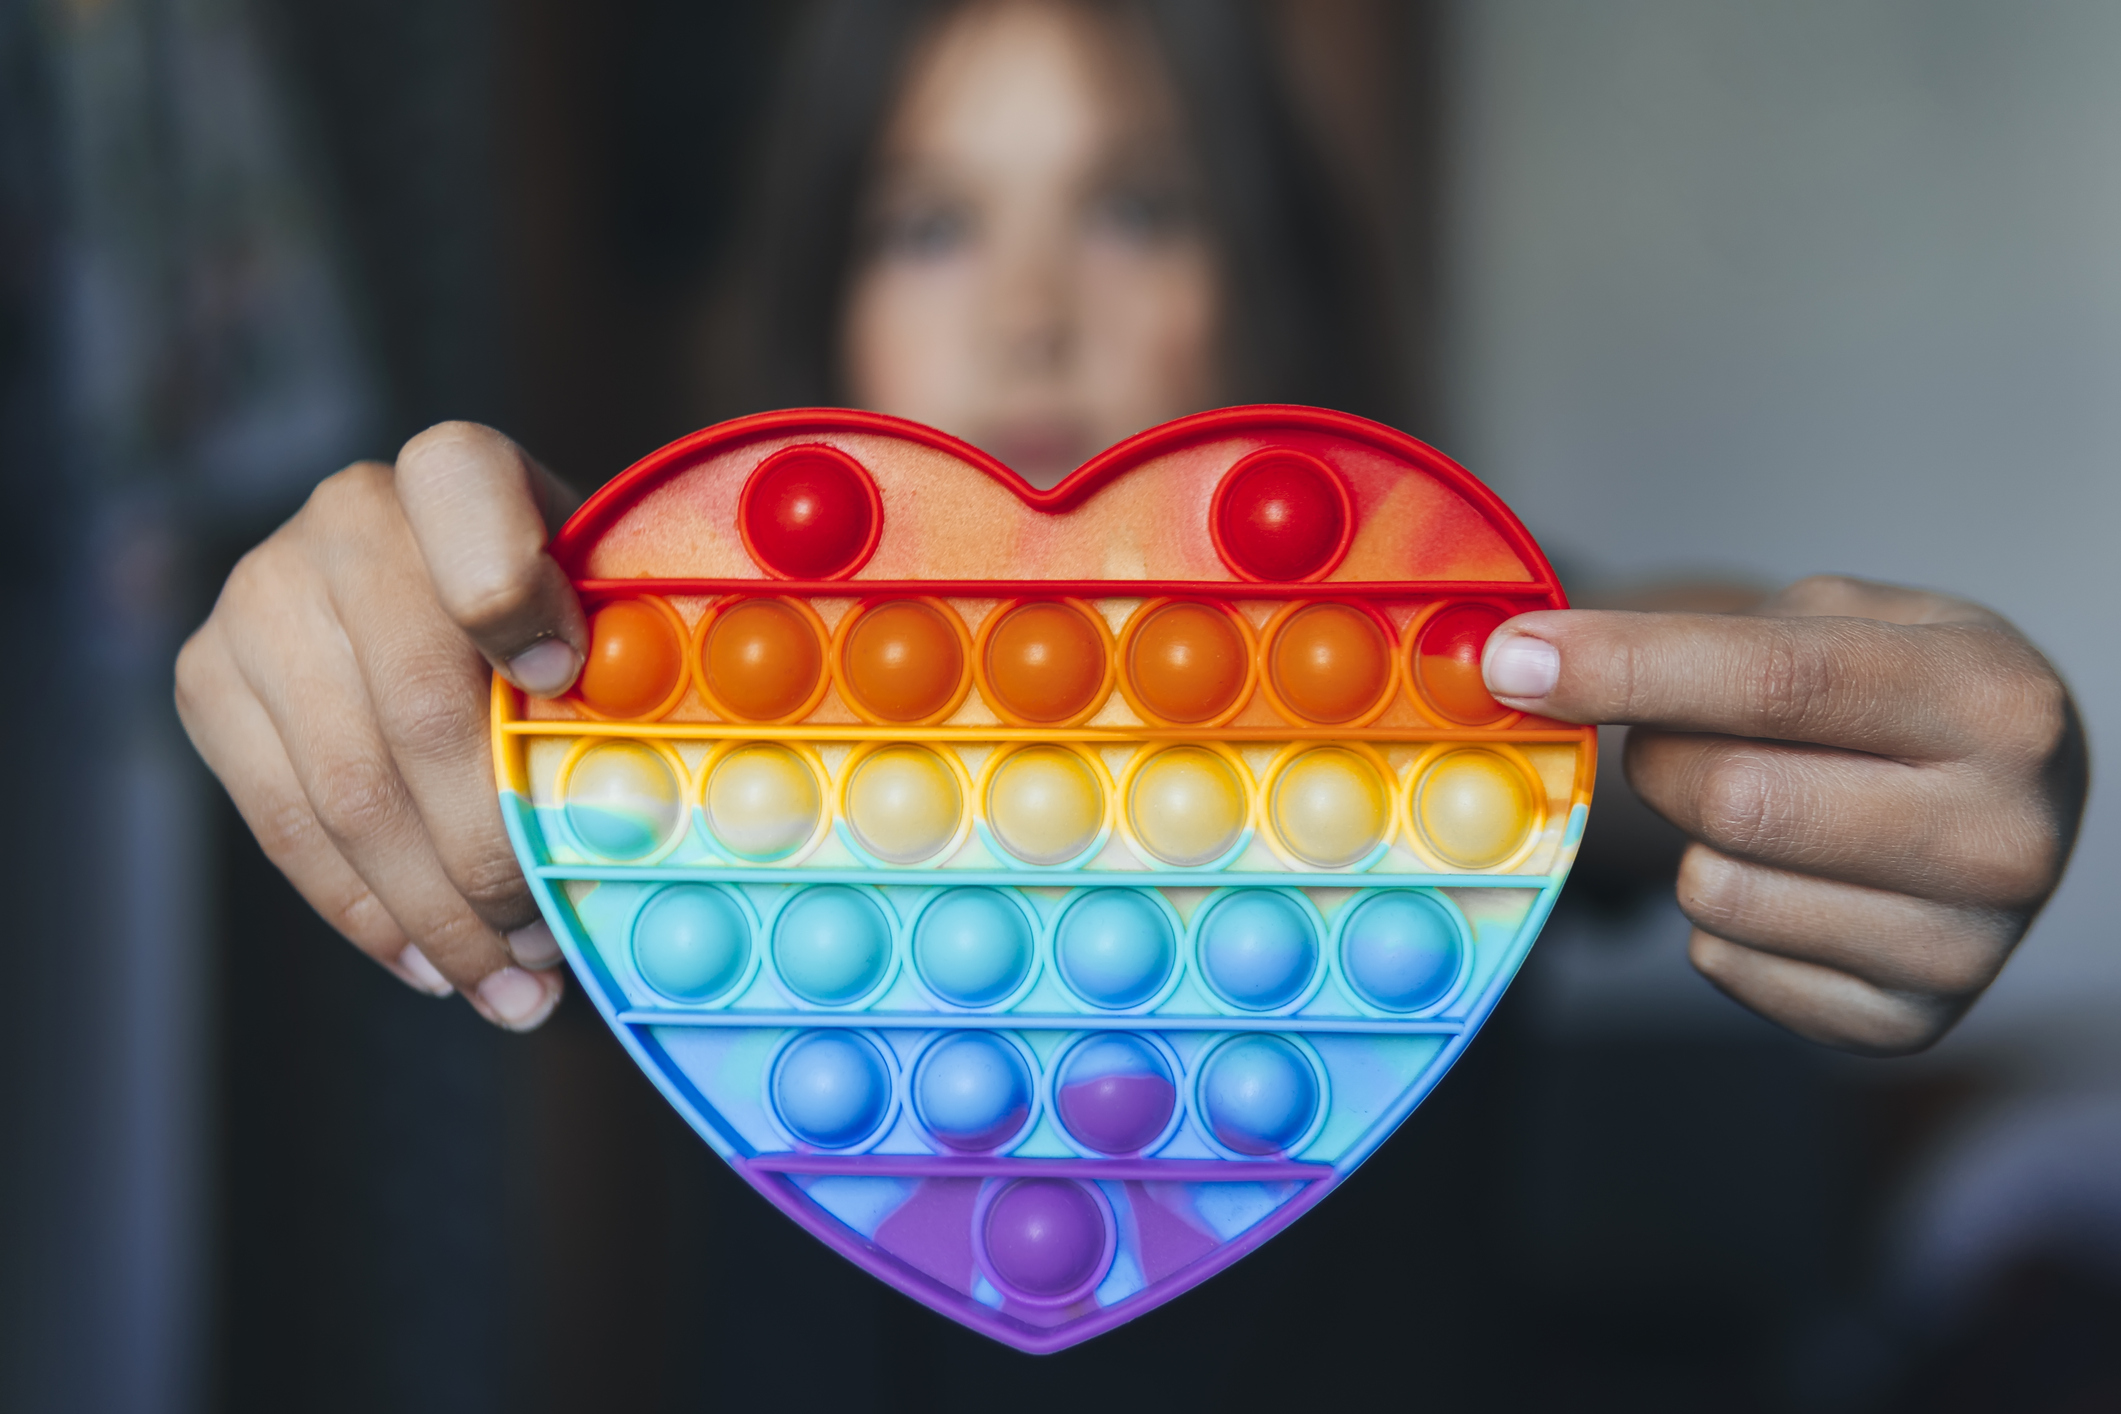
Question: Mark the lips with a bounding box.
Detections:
[495,404,1595,1352]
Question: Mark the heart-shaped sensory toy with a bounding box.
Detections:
[493,406,1593,1353]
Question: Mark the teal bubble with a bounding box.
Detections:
[632,886,749,1003]
[1340,891,1463,1012]
[1200,1035,1318,1156]
[774,1031,890,1148]
[914,889,1034,1007]
[1197,892,1317,1011]
[773,886,891,1005]
[1054,891,1174,1009]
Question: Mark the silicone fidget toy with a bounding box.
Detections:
[492,406,1594,1353]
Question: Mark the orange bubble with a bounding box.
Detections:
[984,602,1107,723]
[703,598,823,722]
[842,600,964,722]
[1126,603,1247,724]
[577,599,683,718]
[1268,603,1389,724]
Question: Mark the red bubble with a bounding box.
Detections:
[740,447,879,579]
[1414,603,1510,724]
[1212,451,1348,582]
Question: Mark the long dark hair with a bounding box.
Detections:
[715,0,1397,424]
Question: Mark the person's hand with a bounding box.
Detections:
[176,423,589,1031]
[1483,575,2087,1055]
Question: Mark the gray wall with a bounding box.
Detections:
[1446,1,2121,1068]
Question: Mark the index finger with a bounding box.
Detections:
[395,421,588,697]
[1480,609,2053,759]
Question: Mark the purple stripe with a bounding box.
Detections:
[742,1153,1329,1182]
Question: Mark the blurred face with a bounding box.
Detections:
[841,0,1223,488]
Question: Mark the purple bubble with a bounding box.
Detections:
[1058,1075,1176,1155]
[981,1180,1109,1300]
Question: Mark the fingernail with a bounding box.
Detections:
[507,919,563,970]
[506,640,579,697]
[1485,633,1560,700]
[474,966,562,1032]
[394,943,454,996]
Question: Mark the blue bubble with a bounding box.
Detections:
[773,886,891,1005]
[774,1032,890,1148]
[1054,891,1175,1009]
[914,889,1034,1006]
[915,1033,1032,1151]
[1339,891,1463,1013]
[1197,892,1318,1011]
[1200,1036,1318,1156]
[632,886,749,1002]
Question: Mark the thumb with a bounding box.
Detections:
[394,421,587,697]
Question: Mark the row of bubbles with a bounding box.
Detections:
[769,1026,1327,1161]
[557,736,1545,873]
[627,882,1471,1017]
[570,592,1523,730]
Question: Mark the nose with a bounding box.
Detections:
[988,222,1075,377]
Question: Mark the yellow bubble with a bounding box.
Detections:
[1416,750,1534,867]
[1270,748,1390,868]
[846,745,963,864]
[987,747,1104,865]
[1126,746,1247,867]
[705,744,821,860]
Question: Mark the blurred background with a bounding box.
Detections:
[2,1,2117,1410]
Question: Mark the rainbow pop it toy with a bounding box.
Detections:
[493,406,1594,1352]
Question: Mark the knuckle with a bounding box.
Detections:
[1995,657,2071,763]
[329,886,403,951]
[1673,847,1749,930]
[307,754,407,849]
[1963,822,2062,907]
[1684,929,1746,991]
[1778,574,1861,615]
[1691,751,1782,854]
[1748,623,1828,738]
[302,460,395,524]
[439,562,544,639]
[455,850,532,922]
[398,420,494,472]
[1845,1003,1957,1058]
[1610,636,1650,721]
[172,632,212,719]
[379,662,485,763]
[250,794,325,866]
[410,908,503,973]
[1914,929,2010,999]
[219,540,284,615]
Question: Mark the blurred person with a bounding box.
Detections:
[175,0,2082,1111]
